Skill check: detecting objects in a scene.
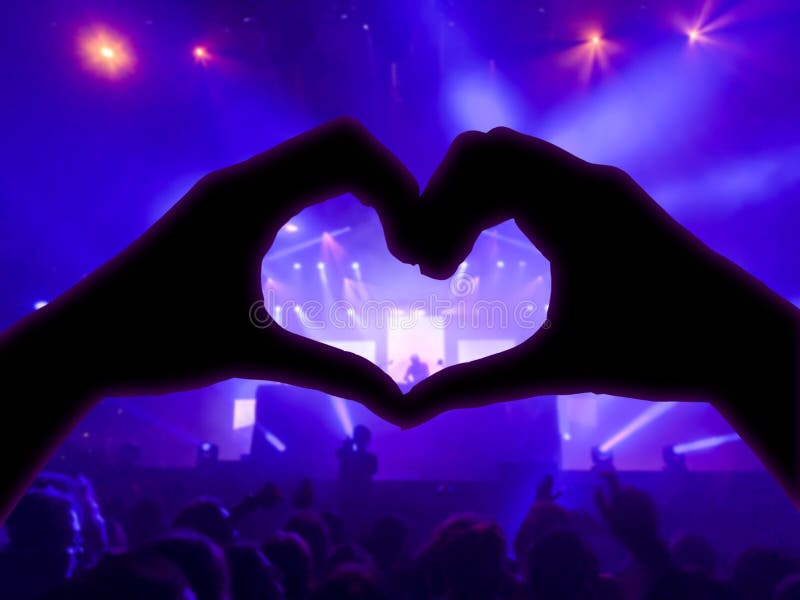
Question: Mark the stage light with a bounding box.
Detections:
[331,396,354,437]
[33,300,48,310]
[458,261,469,271]
[496,260,505,268]
[283,222,299,233]
[518,260,527,268]
[233,398,256,430]
[351,261,362,282]
[591,445,615,472]
[266,227,351,262]
[197,441,219,465]
[193,45,208,61]
[662,445,687,472]
[293,305,302,314]
[562,432,571,441]
[317,261,325,270]
[293,262,302,270]
[599,402,677,453]
[79,27,133,78]
[591,35,601,45]
[264,431,287,453]
[688,29,699,42]
[673,433,740,454]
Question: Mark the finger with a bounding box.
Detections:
[242,326,405,425]
[416,127,597,278]
[416,130,499,279]
[216,117,420,264]
[401,328,581,426]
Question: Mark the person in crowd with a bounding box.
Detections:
[325,543,375,577]
[125,497,168,549]
[669,532,717,577]
[173,484,283,547]
[337,426,378,486]
[525,530,601,600]
[225,542,285,600]
[337,425,379,533]
[43,551,195,600]
[312,564,384,600]
[0,489,83,600]
[362,514,409,594]
[262,531,313,600]
[732,548,799,600]
[31,472,109,570]
[174,499,235,548]
[140,532,230,600]
[284,512,332,580]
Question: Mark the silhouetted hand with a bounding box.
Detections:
[230,482,284,525]
[0,118,417,521]
[247,482,284,511]
[595,472,673,579]
[595,472,659,552]
[403,127,799,503]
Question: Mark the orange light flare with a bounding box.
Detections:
[193,45,210,63]
[79,27,134,78]
[684,25,714,45]
[673,0,745,52]
[556,31,622,85]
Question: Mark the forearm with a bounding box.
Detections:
[712,293,800,505]
[0,303,103,523]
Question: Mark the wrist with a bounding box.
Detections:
[711,296,800,503]
[1,296,104,401]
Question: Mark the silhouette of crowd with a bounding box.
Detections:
[3,469,800,600]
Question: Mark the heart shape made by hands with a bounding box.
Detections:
[8,118,796,517]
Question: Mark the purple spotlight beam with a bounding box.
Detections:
[674,433,741,454]
[599,402,678,454]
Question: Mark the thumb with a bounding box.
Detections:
[240,327,405,425]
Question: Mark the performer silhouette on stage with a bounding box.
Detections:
[336,425,378,529]
[404,354,430,385]
[336,425,378,485]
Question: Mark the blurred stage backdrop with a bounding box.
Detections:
[2,0,799,479]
